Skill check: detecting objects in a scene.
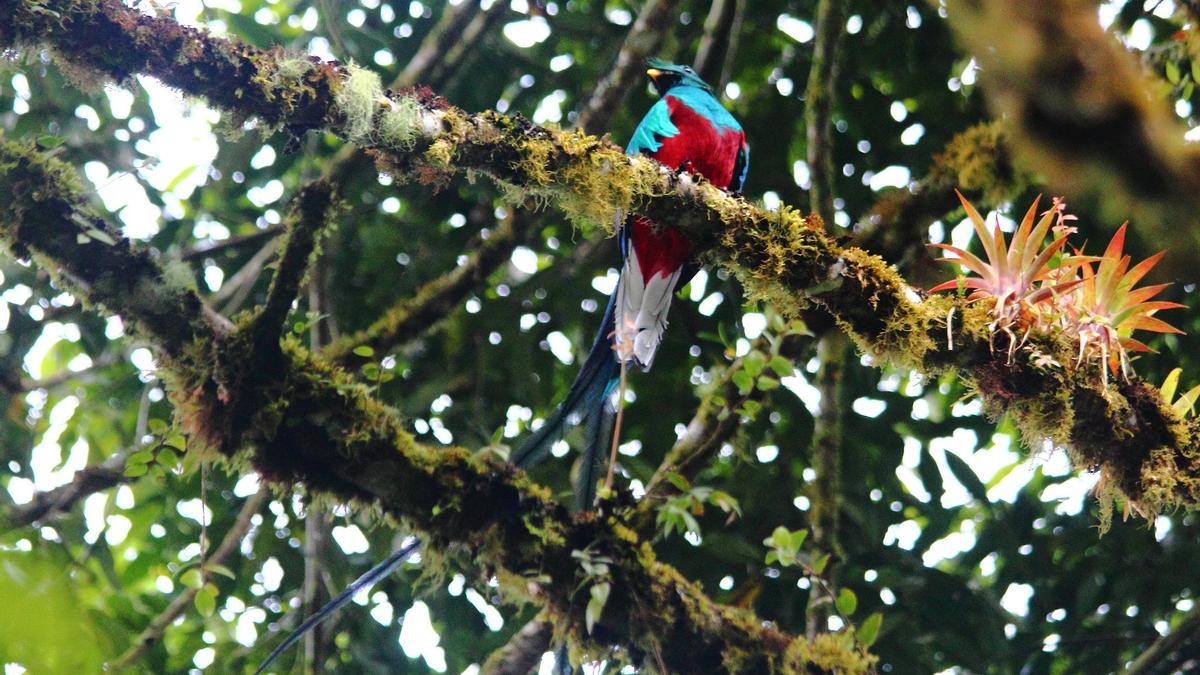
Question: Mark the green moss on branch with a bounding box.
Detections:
[0,138,867,674]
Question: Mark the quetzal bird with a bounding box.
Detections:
[255,59,747,673]
[511,59,749,507]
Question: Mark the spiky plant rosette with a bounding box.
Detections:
[1067,224,1185,383]
[929,192,1085,355]
[929,194,1185,383]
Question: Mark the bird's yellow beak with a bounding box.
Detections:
[646,68,664,80]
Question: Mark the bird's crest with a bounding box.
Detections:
[645,58,714,95]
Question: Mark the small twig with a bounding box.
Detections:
[479,615,554,675]
[322,212,533,366]
[179,224,285,261]
[1126,608,1200,675]
[575,0,678,134]
[115,490,266,668]
[693,0,743,91]
[212,238,279,309]
[605,357,629,493]
[3,454,128,528]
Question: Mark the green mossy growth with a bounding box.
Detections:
[784,632,877,674]
[334,62,384,143]
[936,122,1026,204]
[380,96,423,149]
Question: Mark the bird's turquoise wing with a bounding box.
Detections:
[730,141,749,193]
[626,98,679,155]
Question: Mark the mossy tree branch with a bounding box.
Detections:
[0,139,866,674]
[256,180,337,351]
[4,0,1198,518]
[322,212,534,367]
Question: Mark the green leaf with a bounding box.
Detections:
[731,369,754,394]
[665,472,691,492]
[756,375,780,391]
[942,450,989,503]
[127,449,155,466]
[353,345,375,358]
[194,584,217,617]
[85,228,117,245]
[123,463,149,478]
[207,564,237,580]
[743,350,766,377]
[180,568,204,589]
[1166,59,1181,84]
[789,529,808,550]
[148,418,170,435]
[857,612,883,647]
[811,553,830,575]
[36,135,65,149]
[836,588,858,616]
[738,399,762,418]
[768,355,793,377]
[585,581,610,634]
[156,449,179,468]
[163,164,198,193]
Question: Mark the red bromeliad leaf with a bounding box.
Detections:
[928,192,1187,384]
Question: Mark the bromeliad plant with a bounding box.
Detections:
[930,192,1088,360]
[930,193,1185,384]
[1067,224,1185,383]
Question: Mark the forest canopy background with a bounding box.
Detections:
[2,0,1200,674]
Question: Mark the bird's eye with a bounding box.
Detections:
[683,67,694,73]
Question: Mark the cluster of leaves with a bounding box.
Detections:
[761,526,883,649]
[570,546,613,635]
[931,193,1184,382]
[655,471,740,539]
[122,418,189,479]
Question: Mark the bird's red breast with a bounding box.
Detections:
[630,96,745,280]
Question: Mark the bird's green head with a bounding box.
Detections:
[645,58,713,96]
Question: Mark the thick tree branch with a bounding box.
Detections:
[945,0,1200,278]
[804,0,847,638]
[0,141,865,674]
[693,0,745,93]
[802,0,844,227]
